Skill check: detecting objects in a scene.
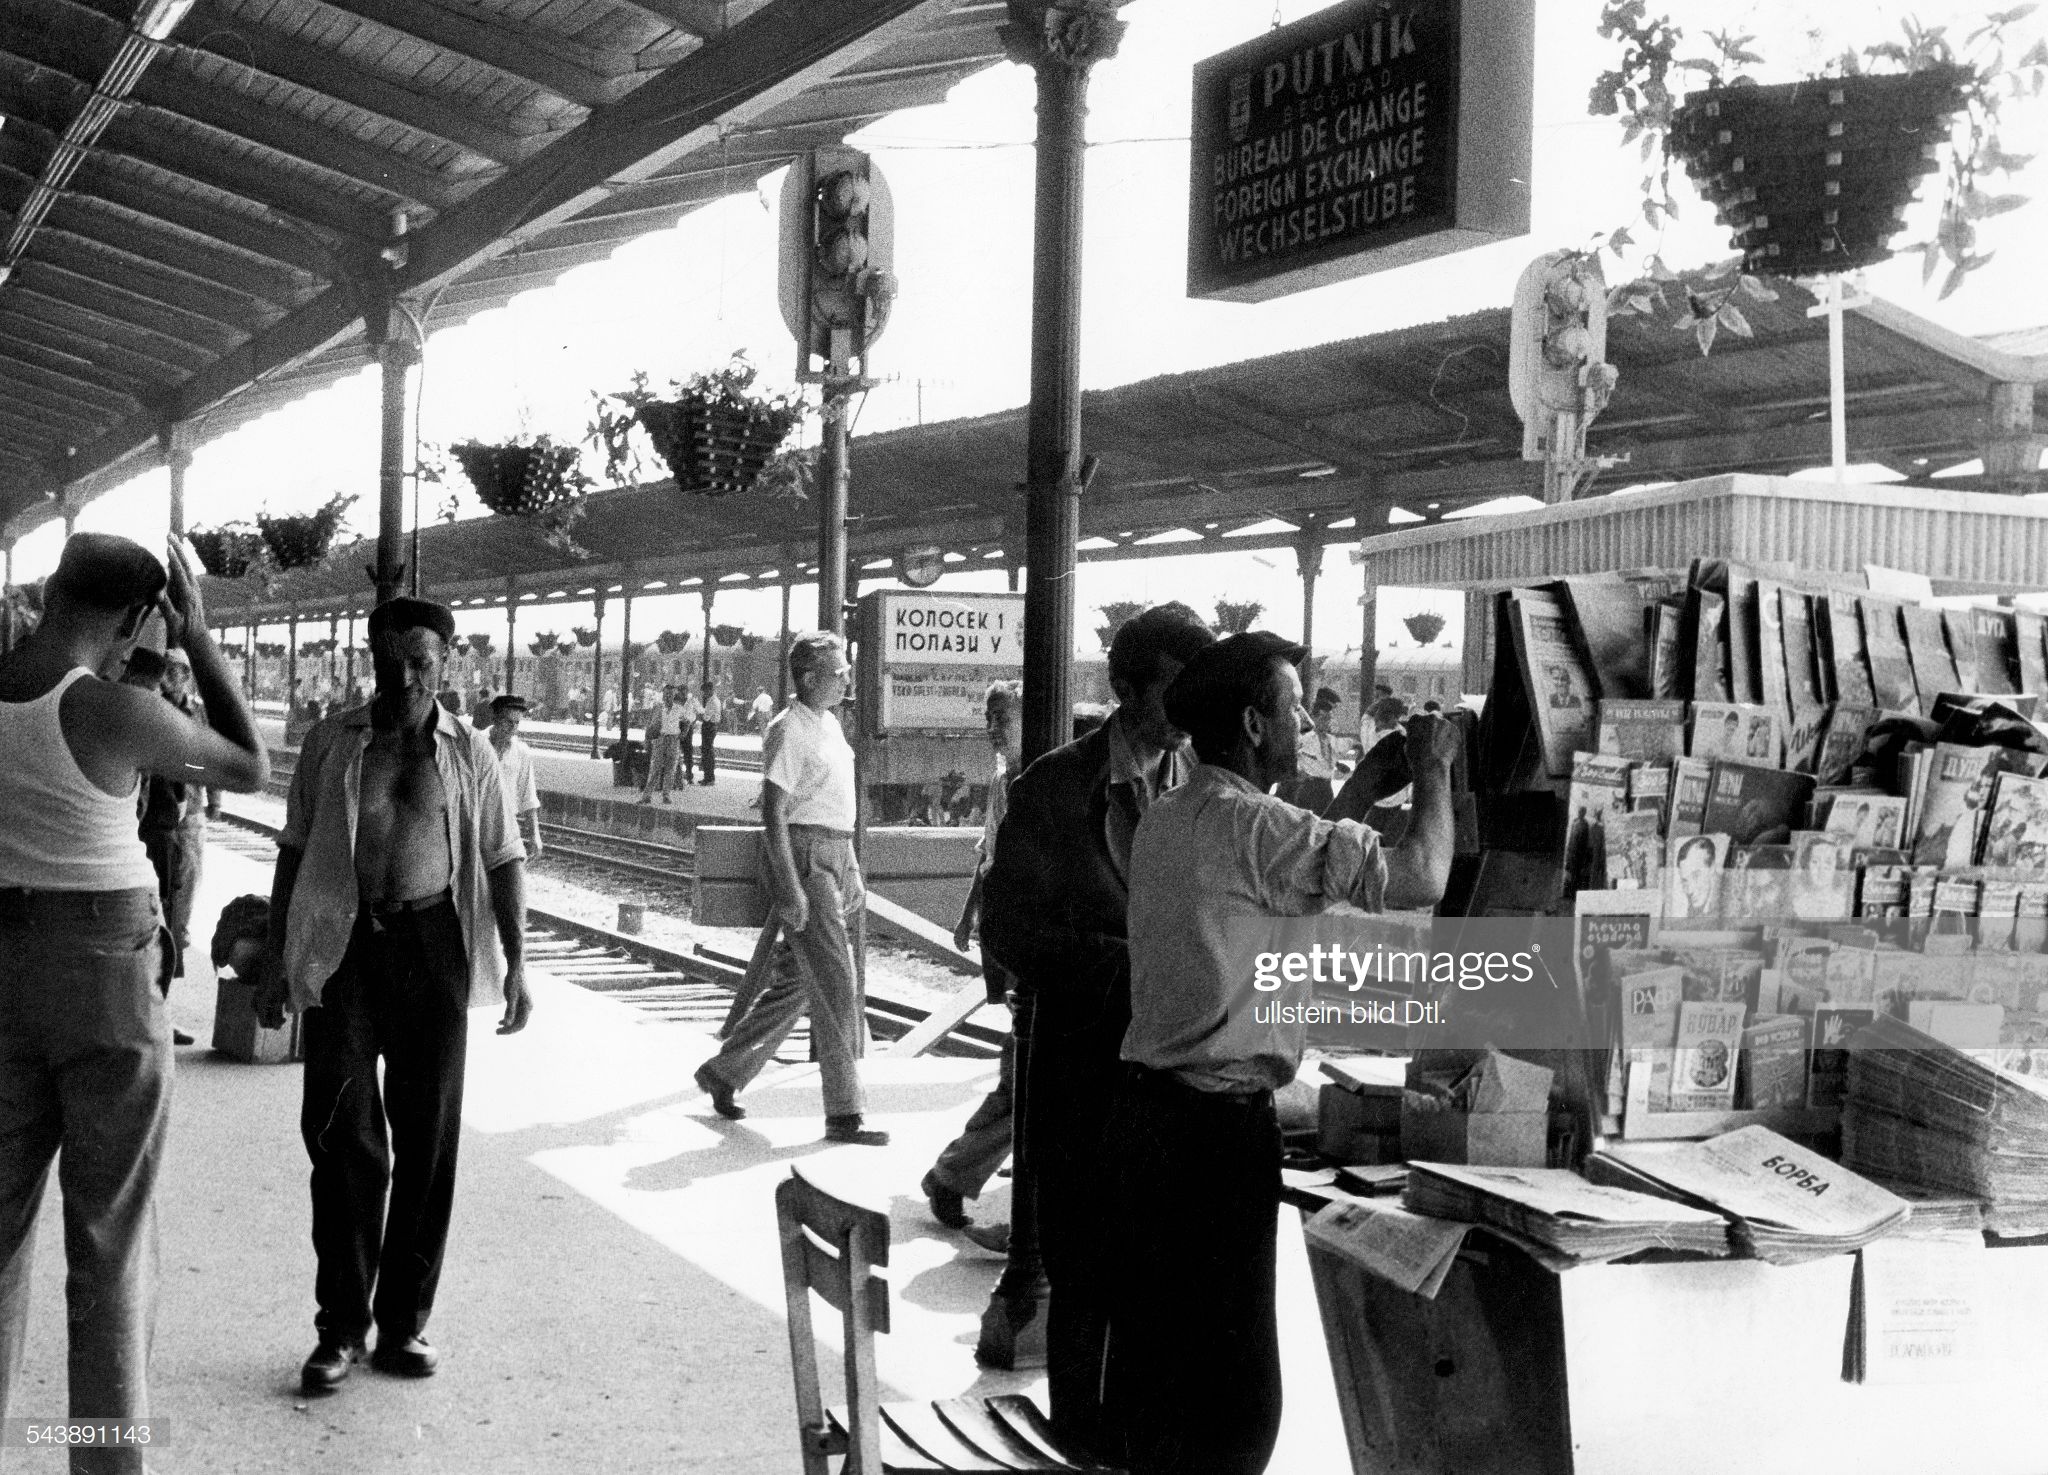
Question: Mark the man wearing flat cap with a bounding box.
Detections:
[254,595,531,1394]
[0,533,268,1471]
[486,694,543,862]
[1109,631,1456,1475]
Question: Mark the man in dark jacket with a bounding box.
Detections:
[977,602,1216,1462]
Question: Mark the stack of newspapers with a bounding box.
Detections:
[1401,1162,1731,1269]
[1585,1125,1911,1264]
[1843,1014,2048,1232]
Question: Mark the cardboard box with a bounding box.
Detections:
[1399,1107,1549,1167]
[1400,1049,1552,1167]
[211,976,301,1064]
[1318,1083,1403,1163]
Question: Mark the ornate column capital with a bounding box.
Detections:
[1001,0,1127,72]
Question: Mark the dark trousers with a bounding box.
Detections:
[1021,975,1132,1460]
[141,824,203,983]
[1108,1068,1282,1475]
[699,721,719,783]
[300,898,469,1344]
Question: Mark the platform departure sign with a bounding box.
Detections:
[858,591,1025,734]
[1187,0,1533,302]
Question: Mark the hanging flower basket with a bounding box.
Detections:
[634,398,802,499]
[449,437,587,517]
[588,357,806,498]
[256,494,355,572]
[1668,66,1969,276]
[187,525,263,580]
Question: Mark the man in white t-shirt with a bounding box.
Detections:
[693,633,883,1145]
[749,686,774,733]
[488,695,543,861]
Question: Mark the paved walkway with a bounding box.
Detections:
[4,828,1352,1474]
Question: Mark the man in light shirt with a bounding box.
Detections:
[488,695,543,862]
[692,633,884,1145]
[749,686,774,733]
[697,680,724,786]
[638,685,685,805]
[1110,631,1455,1475]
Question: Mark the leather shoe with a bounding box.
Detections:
[695,1064,745,1120]
[962,1222,1012,1255]
[921,1170,970,1228]
[371,1334,440,1378]
[300,1337,363,1394]
[825,1115,890,1147]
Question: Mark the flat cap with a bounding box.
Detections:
[48,533,167,612]
[1312,685,1343,711]
[1164,630,1306,735]
[490,694,530,716]
[367,595,456,644]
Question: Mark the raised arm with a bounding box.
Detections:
[1381,715,1458,911]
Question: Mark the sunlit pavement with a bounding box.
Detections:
[4,829,1348,1474]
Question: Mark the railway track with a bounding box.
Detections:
[209,809,1000,1059]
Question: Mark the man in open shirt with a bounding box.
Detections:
[1110,631,1456,1475]
[254,596,530,1395]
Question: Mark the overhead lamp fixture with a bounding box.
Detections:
[134,0,198,41]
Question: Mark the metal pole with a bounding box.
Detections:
[161,422,193,538]
[618,587,634,756]
[701,587,716,688]
[818,382,851,635]
[778,574,793,707]
[1828,275,1847,483]
[1295,519,1322,660]
[978,0,1126,1374]
[504,582,518,696]
[589,592,605,760]
[1010,2,1121,770]
[375,338,419,606]
[286,610,299,720]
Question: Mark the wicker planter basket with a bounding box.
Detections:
[450,440,584,516]
[635,400,799,498]
[187,526,262,579]
[1669,66,1968,276]
[256,496,352,572]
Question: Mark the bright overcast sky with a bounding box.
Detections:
[29,0,2048,655]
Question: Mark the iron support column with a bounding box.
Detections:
[160,422,195,539]
[818,388,851,635]
[375,337,420,607]
[589,593,606,760]
[978,0,1126,1375]
[1009,2,1122,769]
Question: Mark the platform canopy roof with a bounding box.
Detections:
[0,0,1013,535]
[197,271,2048,624]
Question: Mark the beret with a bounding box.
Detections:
[1164,630,1306,734]
[367,595,456,644]
[48,533,167,612]
[1312,685,1343,710]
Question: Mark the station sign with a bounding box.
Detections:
[857,589,1025,734]
[1187,0,1533,302]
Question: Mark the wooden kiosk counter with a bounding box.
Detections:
[1313,474,2048,1475]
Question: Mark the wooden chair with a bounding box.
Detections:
[774,1164,1120,1474]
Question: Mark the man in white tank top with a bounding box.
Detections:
[0,533,269,1473]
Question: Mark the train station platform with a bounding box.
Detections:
[5,818,1353,1473]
